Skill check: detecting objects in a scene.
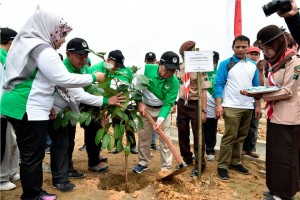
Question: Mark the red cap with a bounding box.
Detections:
[247,46,260,54]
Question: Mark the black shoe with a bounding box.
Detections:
[52,181,76,192]
[79,144,86,151]
[191,169,198,177]
[183,157,193,165]
[88,163,109,173]
[68,170,85,179]
[217,168,229,180]
[229,164,249,175]
[45,147,50,154]
[190,165,205,177]
[39,190,57,200]
[99,156,108,162]
[130,148,138,154]
[263,191,273,198]
[263,193,294,200]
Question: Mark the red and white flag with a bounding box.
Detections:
[225,0,242,58]
[184,72,190,105]
[234,0,242,37]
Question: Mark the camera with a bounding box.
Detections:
[262,0,292,17]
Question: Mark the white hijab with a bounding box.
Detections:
[3,10,72,91]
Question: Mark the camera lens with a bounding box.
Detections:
[262,0,292,17]
[262,1,279,17]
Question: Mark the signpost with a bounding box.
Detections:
[184,50,213,179]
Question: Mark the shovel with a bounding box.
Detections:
[144,111,188,181]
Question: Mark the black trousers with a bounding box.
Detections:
[266,120,300,199]
[204,118,218,155]
[0,118,7,163]
[81,119,102,167]
[48,121,76,184]
[8,114,48,200]
[177,98,206,167]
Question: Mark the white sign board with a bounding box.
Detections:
[184,51,214,72]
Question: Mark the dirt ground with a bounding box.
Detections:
[1,115,300,200]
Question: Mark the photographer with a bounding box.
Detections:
[277,0,300,45]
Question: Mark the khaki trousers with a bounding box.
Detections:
[218,107,252,169]
[137,106,173,170]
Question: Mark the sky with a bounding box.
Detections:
[0,0,296,68]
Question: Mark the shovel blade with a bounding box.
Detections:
[157,163,188,181]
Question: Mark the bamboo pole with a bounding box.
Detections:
[197,72,202,180]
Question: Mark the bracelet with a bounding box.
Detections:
[202,109,207,113]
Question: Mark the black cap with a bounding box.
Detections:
[145,52,156,60]
[160,51,180,70]
[213,51,219,61]
[66,38,89,55]
[254,25,285,46]
[108,50,125,68]
[1,28,17,44]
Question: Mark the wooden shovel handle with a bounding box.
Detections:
[144,111,184,165]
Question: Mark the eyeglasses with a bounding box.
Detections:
[162,65,177,73]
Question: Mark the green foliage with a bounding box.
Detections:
[124,146,131,157]
[102,134,111,149]
[54,59,150,157]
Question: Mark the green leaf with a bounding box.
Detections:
[135,74,151,85]
[134,83,149,91]
[107,136,115,151]
[69,111,80,126]
[124,146,131,156]
[79,112,90,124]
[84,84,102,96]
[130,65,139,74]
[95,128,105,146]
[87,49,106,61]
[112,108,126,119]
[128,121,137,132]
[101,87,119,98]
[61,110,71,127]
[97,52,106,56]
[119,91,129,111]
[102,134,111,149]
[113,123,125,140]
[84,115,92,126]
[117,84,129,92]
[116,139,123,152]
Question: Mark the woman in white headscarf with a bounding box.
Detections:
[0,10,105,200]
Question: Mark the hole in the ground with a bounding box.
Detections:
[99,173,151,193]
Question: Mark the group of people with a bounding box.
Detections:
[1,0,300,199]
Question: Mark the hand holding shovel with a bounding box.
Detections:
[144,111,188,181]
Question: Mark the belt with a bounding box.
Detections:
[145,103,162,109]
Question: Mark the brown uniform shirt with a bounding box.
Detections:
[177,63,210,100]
